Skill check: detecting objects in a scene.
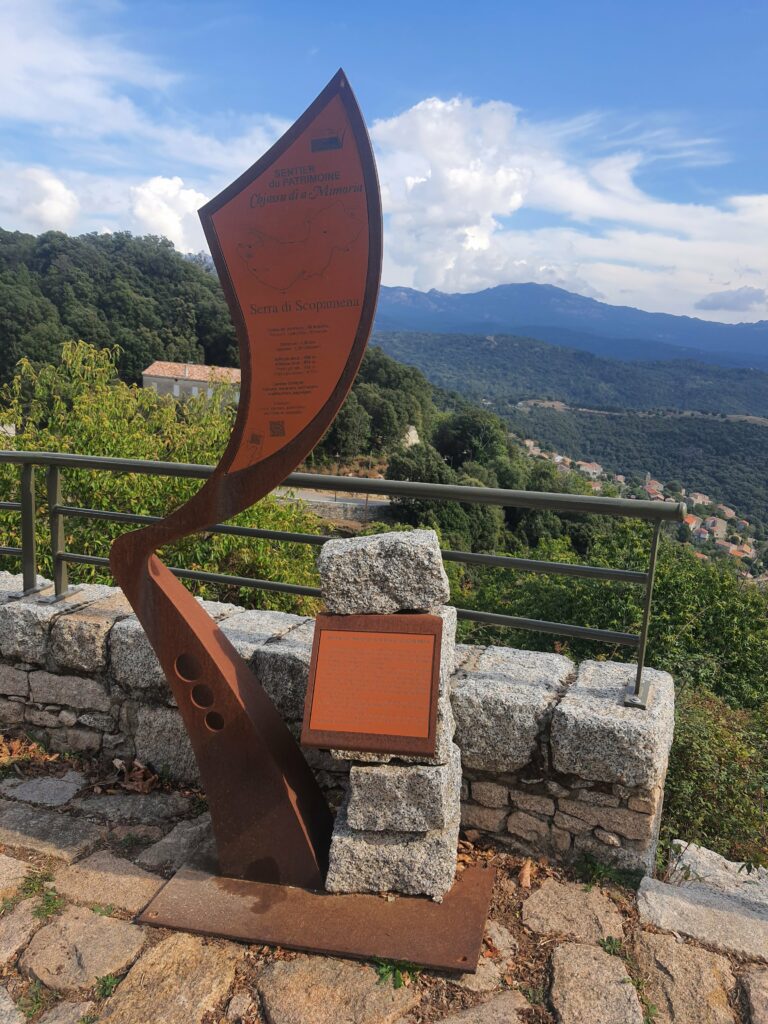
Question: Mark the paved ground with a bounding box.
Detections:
[0,741,765,1024]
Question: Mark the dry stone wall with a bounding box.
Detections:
[0,554,674,876]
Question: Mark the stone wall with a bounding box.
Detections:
[0,569,674,875]
[280,496,389,524]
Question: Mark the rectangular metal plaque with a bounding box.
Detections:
[301,613,442,756]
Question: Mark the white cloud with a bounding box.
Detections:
[370,97,768,321]
[20,168,79,230]
[130,177,208,252]
[1,1,767,322]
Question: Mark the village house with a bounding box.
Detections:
[142,361,241,401]
[716,504,737,520]
[683,513,702,531]
[575,460,603,478]
[688,491,711,506]
[735,543,757,560]
[703,516,728,539]
[643,484,664,500]
[692,527,710,543]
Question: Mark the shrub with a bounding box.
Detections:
[662,686,767,865]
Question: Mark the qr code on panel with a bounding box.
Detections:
[269,420,286,437]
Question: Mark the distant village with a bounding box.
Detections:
[522,438,766,579]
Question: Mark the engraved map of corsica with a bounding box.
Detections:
[237,200,363,292]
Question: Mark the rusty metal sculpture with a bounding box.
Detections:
[110,70,381,889]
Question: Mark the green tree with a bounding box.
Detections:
[322,392,372,460]
[0,343,322,613]
[433,409,509,468]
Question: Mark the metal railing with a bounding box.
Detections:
[0,449,685,708]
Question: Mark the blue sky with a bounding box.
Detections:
[1,0,767,321]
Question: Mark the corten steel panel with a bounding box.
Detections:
[139,864,496,973]
[109,70,382,888]
[301,613,442,756]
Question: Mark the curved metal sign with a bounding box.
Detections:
[110,70,382,888]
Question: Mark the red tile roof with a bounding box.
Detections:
[143,361,241,384]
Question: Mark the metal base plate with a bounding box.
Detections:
[138,864,495,973]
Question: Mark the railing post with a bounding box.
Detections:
[8,463,47,599]
[38,465,81,604]
[625,519,662,709]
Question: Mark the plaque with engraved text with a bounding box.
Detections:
[301,614,442,756]
[200,77,376,472]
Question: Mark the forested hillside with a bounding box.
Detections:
[0,228,236,385]
[373,330,768,416]
[507,404,768,528]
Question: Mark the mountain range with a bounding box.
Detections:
[371,331,768,417]
[374,283,768,368]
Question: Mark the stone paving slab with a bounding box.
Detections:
[0,771,85,808]
[54,850,164,914]
[0,988,23,1024]
[38,1002,96,1024]
[98,932,243,1024]
[670,841,768,916]
[455,919,518,994]
[0,852,31,897]
[20,906,145,994]
[135,813,212,873]
[257,955,420,1024]
[633,930,736,1024]
[71,791,190,823]
[0,900,38,966]
[521,878,624,942]
[743,967,768,1024]
[0,800,101,862]
[638,877,768,961]
[551,942,643,1024]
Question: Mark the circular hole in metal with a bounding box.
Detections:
[175,653,201,682]
[205,711,225,732]
[191,684,214,709]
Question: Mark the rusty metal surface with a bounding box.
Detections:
[109,70,382,888]
[301,613,442,756]
[139,864,495,973]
